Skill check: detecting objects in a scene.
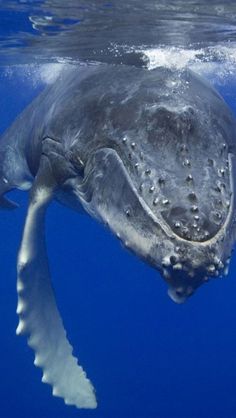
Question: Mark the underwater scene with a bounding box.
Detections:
[1,1,236,417]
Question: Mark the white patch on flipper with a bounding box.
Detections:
[16,185,97,409]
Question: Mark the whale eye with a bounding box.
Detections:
[68,152,85,176]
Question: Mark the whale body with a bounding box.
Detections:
[1,64,236,408]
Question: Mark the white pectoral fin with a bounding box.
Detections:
[16,159,97,409]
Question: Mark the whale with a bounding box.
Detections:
[1,64,236,408]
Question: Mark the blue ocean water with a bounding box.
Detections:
[1,2,236,418]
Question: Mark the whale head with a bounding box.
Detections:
[69,66,236,302]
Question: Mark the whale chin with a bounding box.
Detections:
[168,287,188,304]
[167,284,197,303]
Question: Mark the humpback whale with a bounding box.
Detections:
[1,64,236,408]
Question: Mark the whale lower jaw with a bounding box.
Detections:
[159,153,236,301]
[73,147,236,302]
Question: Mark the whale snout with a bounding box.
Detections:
[160,249,231,303]
[162,248,230,304]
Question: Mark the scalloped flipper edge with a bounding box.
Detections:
[16,182,97,409]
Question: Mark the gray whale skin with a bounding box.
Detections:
[1,64,236,408]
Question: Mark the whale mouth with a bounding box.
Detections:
[76,146,235,304]
[157,153,236,302]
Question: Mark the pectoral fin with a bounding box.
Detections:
[16,156,97,409]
